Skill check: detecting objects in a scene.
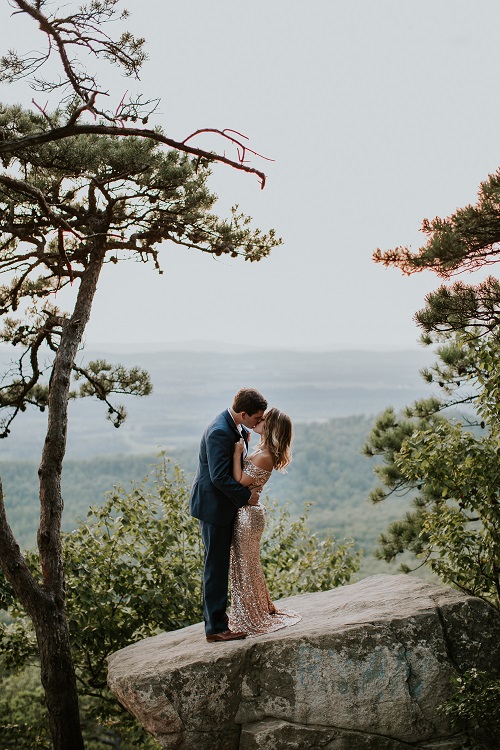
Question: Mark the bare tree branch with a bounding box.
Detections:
[0,123,268,187]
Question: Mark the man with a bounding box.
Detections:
[190,388,267,642]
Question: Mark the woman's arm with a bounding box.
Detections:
[232,439,256,487]
[233,439,244,483]
[233,441,275,488]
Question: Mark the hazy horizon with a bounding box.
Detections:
[0,347,437,461]
[0,339,431,354]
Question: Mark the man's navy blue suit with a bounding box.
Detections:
[189,410,251,635]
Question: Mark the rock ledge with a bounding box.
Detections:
[108,574,500,749]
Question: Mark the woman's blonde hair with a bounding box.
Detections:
[260,407,292,471]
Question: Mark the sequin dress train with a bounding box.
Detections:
[228,457,302,637]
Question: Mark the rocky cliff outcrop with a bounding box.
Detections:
[107,574,500,749]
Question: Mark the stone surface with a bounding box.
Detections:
[107,574,500,750]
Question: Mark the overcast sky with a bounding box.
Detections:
[2,0,499,350]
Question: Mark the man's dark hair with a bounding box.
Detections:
[233,388,267,415]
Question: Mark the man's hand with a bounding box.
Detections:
[248,488,261,506]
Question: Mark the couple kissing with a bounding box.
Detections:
[189,388,301,643]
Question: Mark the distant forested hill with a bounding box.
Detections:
[0,348,436,576]
[0,416,412,576]
[0,348,435,460]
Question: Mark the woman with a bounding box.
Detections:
[228,407,302,636]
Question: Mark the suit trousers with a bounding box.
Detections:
[199,519,234,635]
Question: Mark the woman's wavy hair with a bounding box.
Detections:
[260,407,292,471]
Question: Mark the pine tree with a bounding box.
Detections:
[0,3,279,748]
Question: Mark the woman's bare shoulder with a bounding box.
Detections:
[249,450,274,472]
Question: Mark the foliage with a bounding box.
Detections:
[374,168,500,277]
[395,418,500,606]
[0,664,150,750]
[439,669,500,750]
[366,164,500,606]
[0,415,400,562]
[415,277,500,337]
[0,1,147,116]
[373,169,500,338]
[365,150,500,614]
[0,2,269,182]
[261,498,361,599]
[370,122,500,749]
[0,459,360,746]
[364,331,500,607]
[0,665,50,750]
[365,154,500,604]
[0,112,280,437]
[1,461,201,744]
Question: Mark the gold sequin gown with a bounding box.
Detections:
[228,456,302,637]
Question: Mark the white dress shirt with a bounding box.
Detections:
[228,408,248,456]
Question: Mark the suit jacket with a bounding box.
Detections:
[189,410,251,526]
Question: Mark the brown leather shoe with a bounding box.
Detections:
[206,630,247,643]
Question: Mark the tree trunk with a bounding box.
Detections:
[28,234,107,749]
[33,598,86,749]
[0,468,86,750]
[34,240,108,749]
[0,214,109,748]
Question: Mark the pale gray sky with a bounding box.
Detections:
[1,0,498,349]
